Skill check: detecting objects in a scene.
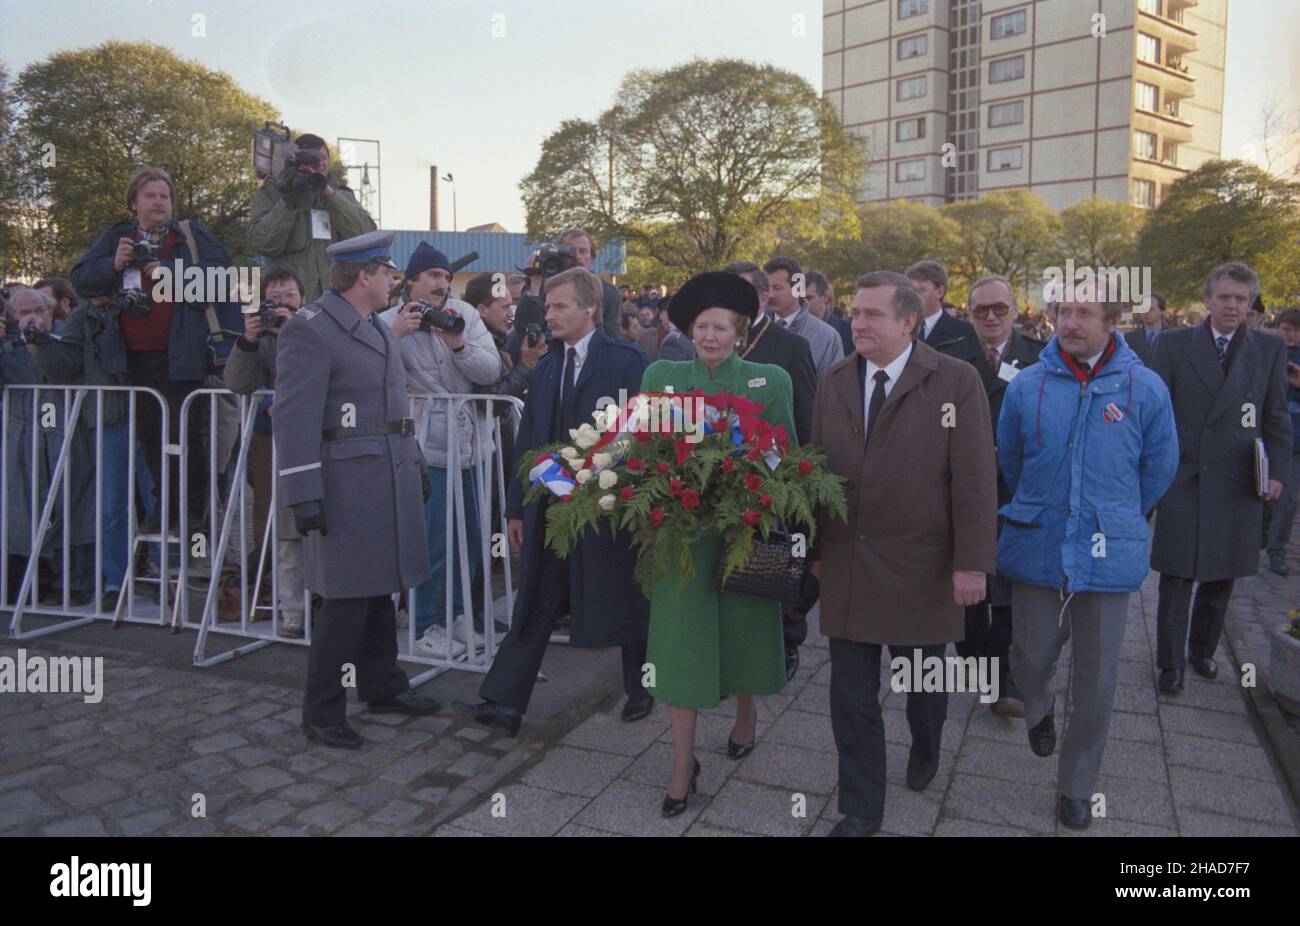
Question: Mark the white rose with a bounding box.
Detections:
[598,493,617,511]
[592,409,610,431]
[592,452,613,469]
[574,424,600,449]
[569,459,585,472]
[560,447,579,461]
[575,468,594,484]
[598,469,618,489]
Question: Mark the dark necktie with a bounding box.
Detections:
[1078,360,1092,376]
[865,369,889,449]
[562,347,577,404]
[1215,334,1230,364]
[987,344,1001,370]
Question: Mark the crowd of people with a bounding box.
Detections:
[3,137,1299,835]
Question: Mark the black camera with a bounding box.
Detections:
[5,323,57,347]
[108,288,151,317]
[536,243,579,280]
[288,168,327,197]
[128,239,159,269]
[522,322,548,348]
[413,299,466,336]
[253,301,286,335]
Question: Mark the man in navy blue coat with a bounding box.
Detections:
[454,267,652,735]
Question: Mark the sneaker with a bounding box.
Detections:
[415,627,467,659]
[452,615,486,653]
[278,614,305,639]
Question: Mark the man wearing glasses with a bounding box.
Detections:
[956,276,1043,718]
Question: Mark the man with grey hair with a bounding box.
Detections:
[997,291,1177,829]
[812,270,997,836]
[1150,261,1291,694]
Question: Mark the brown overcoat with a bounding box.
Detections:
[813,341,998,645]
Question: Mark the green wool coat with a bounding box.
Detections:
[639,351,796,708]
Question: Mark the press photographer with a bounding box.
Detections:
[69,165,243,537]
[247,129,377,302]
[509,228,623,356]
[223,266,308,637]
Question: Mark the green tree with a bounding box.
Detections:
[1055,195,1141,270]
[1136,159,1300,305]
[12,41,277,271]
[943,189,1061,305]
[521,58,865,275]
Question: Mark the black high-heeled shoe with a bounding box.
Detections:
[727,729,756,760]
[661,758,701,818]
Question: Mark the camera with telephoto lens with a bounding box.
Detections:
[254,301,286,335]
[413,298,466,336]
[5,323,57,347]
[107,288,151,317]
[521,321,549,348]
[536,243,579,280]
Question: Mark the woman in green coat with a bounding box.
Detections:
[639,271,796,817]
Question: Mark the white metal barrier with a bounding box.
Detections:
[4,384,177,639]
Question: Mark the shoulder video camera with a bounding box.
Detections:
[252,121,327,196]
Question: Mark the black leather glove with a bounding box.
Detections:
[292,501,327,536]
[420,467,432,504]
[275,165,303,209]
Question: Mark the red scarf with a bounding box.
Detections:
[1060,335,1117,383]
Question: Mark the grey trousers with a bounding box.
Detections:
[1010,583,1129,801]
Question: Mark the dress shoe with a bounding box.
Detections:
[906,750,939,791]
[827,814,882,837]
[302,722,363,750]
[621,695,654,722]
[992,696,1025,718]
[366,690,441,716]
[1268,552,1291,576]
[1028,708,1056,757]
[1189,656,1218,680]
[452,699,522,737]
[1158,668,1184,693]
[1058,795,1091,830]
[727,729,756,760]
[784,646,800,682]
[661,758,700,818]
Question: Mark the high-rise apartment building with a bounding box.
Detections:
[822,0,1228,210]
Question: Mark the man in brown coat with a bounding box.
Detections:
[812,271,998,837]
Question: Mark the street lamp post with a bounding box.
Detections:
[442,172,457,232]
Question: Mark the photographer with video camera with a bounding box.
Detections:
[69,166,242,540]
[247,131,377,303]
[379,243,501,658]
[222,266,308,637]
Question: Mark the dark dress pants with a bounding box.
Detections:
[957,598,1020,700]
[479,548,648,713]
[829,638,947,821]
[1155,574,1235,670]
[303,594,409,727]
[125,350,203,528]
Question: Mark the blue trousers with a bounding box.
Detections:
[413,466,482,634]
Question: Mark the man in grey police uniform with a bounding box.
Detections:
[274,230,441,749]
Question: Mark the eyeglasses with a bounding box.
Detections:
[971,302,1012,319]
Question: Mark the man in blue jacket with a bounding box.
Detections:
[996,293,1177,830]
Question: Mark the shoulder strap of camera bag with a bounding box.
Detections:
[177,219,225,346]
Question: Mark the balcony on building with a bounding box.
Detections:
[1138,6,1199,59]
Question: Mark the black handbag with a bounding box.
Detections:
[716,528,807,604]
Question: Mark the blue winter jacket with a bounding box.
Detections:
[996,332,1178,593]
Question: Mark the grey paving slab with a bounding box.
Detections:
[697,779,824,837]
[521,746,634,798]
[1167,765,1292,824]
[454,784,588,837]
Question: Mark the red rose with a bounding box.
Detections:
[649,507,664,527]
[798,459,813,476]
[711,417,731,434]
[680,489,701,510]
[721,457,735,473]
[626,458,645,472]
[656,462,670,474]
[634,430,653,444]
[669,478,684,493]
[745,474,764,492]
[747,448,762,461]
[759,493,772,507]
[620,486,635,502]
[743,509,761,527]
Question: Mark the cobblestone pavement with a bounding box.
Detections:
[438,569,1300,837]
[3,558,1297,837]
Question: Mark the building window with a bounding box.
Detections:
[1133,130,1157,160]
[988,100,1024,128]
[1163,142,1178,165]
[898,35,928,60]
[1135,80,1158,112]
[896,117,925,142]
[990,9,1027,39]
[987,146,1023,172]
[1133,179,1156,208]
[897,76,927,101]
[1138,33,1161,65]
[898,0,928,19]
[896,159,926,182]
[1138,0,1162,16]
[989,55,1025,83]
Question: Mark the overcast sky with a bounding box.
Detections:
[1,0,1295,232]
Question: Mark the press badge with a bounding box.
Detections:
[122,269,142,291]
[748,377,767,388]
[997,362,1019,383]
[311,209,332,240]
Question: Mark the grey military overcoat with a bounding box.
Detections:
[1150,323,1292,581]
[272,290,431,597]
